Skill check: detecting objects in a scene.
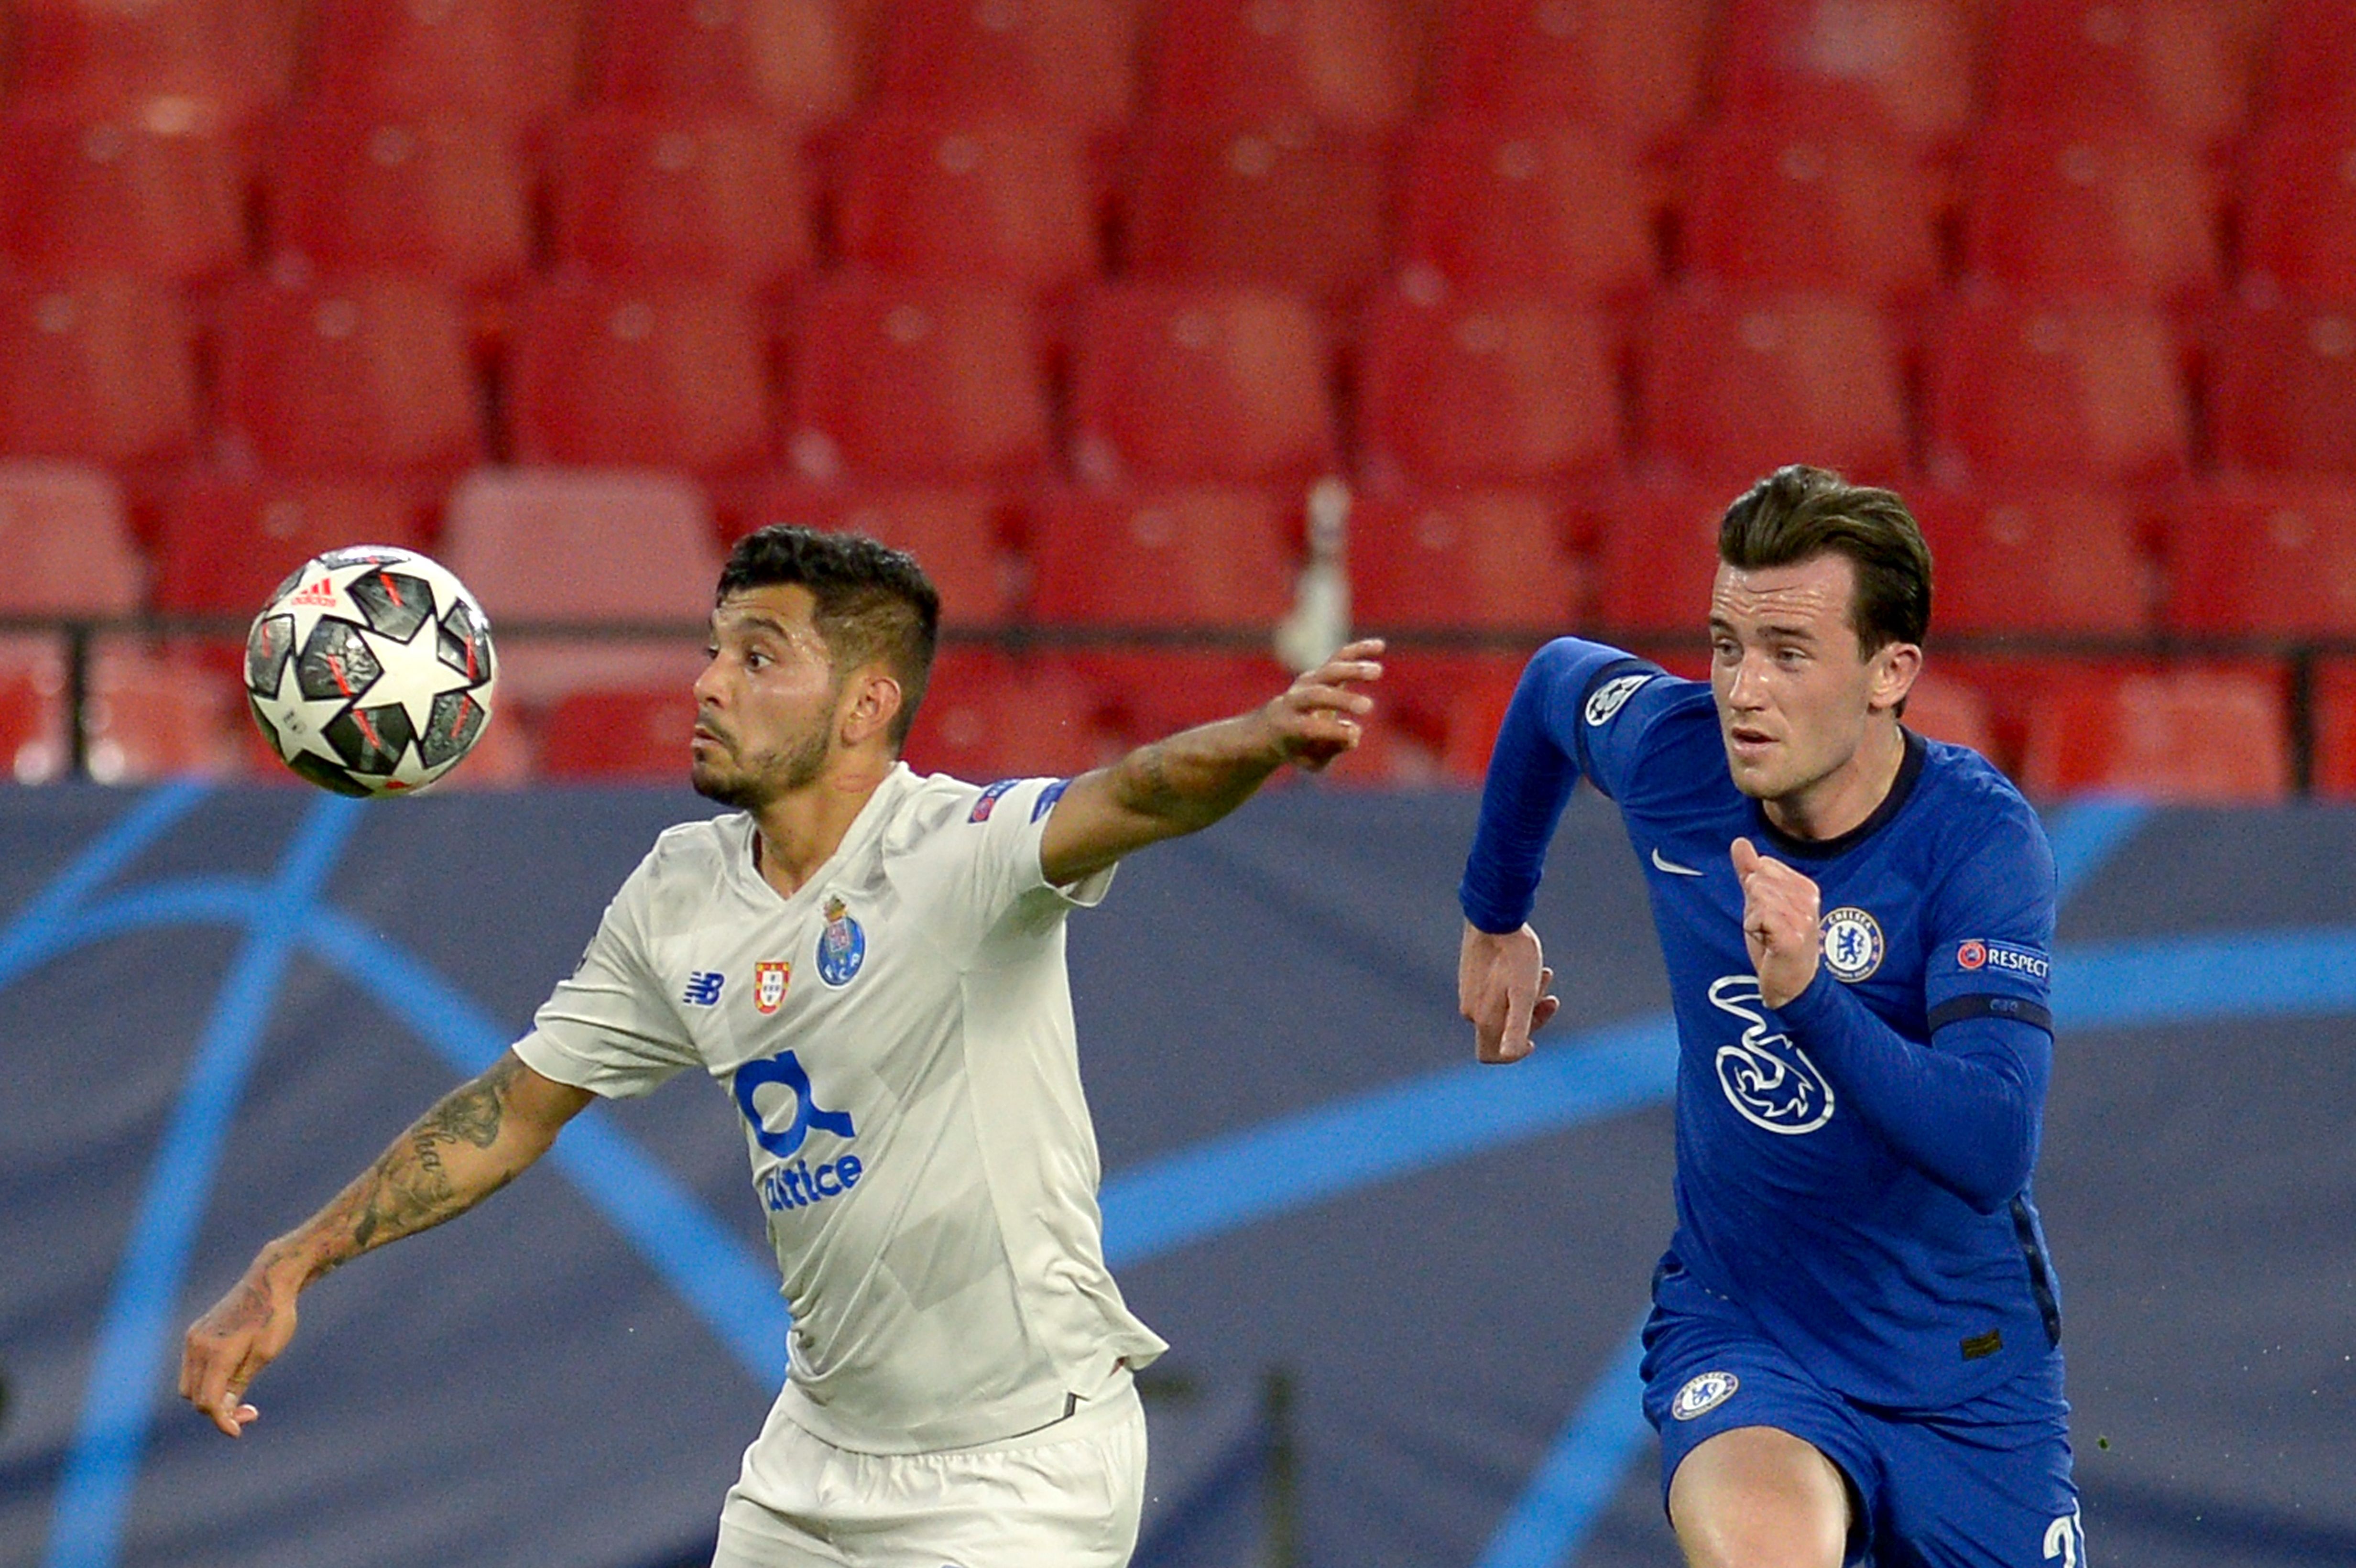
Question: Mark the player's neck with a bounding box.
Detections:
[1761,720,1908,843]
[750,756,894,899]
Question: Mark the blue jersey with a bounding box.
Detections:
[1462,639,2064,1411]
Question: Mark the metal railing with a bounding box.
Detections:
[4,613,2349,794]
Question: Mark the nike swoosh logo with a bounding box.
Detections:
[1652,849,1704,877]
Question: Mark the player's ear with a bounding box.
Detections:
[840,667,904,747]
[1868,641,1921,716]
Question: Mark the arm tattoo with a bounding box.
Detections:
[1118,742,1185,817]
[325,1056,528,1266]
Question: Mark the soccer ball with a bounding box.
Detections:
[245,546,498,797]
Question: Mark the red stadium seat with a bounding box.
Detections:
[0,275,199,469]
[2018,662,2290,802]
[1910,486,2155,635]
[1959,120,2221,306]
[1121,119,1389,307]
[1347,489,1582,634]
[1368,649,1530,784]
[1923,294,2190,486]
[443,466,720,622]
[590,0,867,123]
[218,274,483,479]
[1068,283,1336,486]
[1636,288,1909,484]
[735,479,1019,628]
[441,467,719,707]
[0,635,66,783]
[2238,123,2356,301]
[306,0,587,138]
[0,115,247,285]
[1430,0,1714,153]
[507,276,770,478]
[2162,478,2356,636]
[534,685,699,779]
[1680,120,1943,303]
[2313,659,2356,798]
[1026,486,1300,627]
[1986,0,2257,152]
[266,112,533,293]
[81,641,247,782]
[1062,646,1295,743]
[901,646,1116,781]
[783,276,1051,483]
[8,0,296,135]
[2206,297,2356,477]
[1142,0,1426,137]
[152,472,432,614]
[877,0,1140,136]
[2263,0,2356,125]
[1395,121,1655,301]
[550,109,816,292]
[1717,0,1984,152]
[836,114,1101,293]
[1898,669,1998,760]
[0,461,142,616]
[1356,288,1620,489]
[1589,478,1727,637]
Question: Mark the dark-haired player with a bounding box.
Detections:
[1458,467,2083,1566]
[185,524,1385,1567]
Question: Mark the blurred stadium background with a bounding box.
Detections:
[2,0,2355,1566]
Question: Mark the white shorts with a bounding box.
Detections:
[710,1384,1148,1568]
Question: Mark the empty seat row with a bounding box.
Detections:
[10,271,2355,490]
[12,0,2343,155]
[11,457,2356,651]
[19,103,2356,310]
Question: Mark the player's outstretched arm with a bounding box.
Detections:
[179,1050,593,1437]
[1039,640,1384,886]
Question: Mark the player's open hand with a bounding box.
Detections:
[1265,639,1385,771]
[1460,921,1560,1064]
[180,1259,301,1437]
[1731,838,1821,1009]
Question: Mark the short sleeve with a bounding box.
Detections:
[512,857,701,1099]
[1922,805,2059,1036]
[904,777,1112,954]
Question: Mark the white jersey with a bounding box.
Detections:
[512,764,1167,1455]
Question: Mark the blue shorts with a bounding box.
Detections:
[1640,1261,2087,1568]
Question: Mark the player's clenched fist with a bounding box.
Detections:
[1731,837,1821,1008]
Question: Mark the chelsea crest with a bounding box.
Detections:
[1820,906,1884,983]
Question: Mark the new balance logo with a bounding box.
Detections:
[1652,848,1704,877]
[683,970,725,1006]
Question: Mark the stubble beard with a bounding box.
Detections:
[691,724,833,812]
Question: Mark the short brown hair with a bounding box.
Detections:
[718,525,940,749]
[1718,465,1933,653]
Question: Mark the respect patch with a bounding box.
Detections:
[1954,938,2051,981]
